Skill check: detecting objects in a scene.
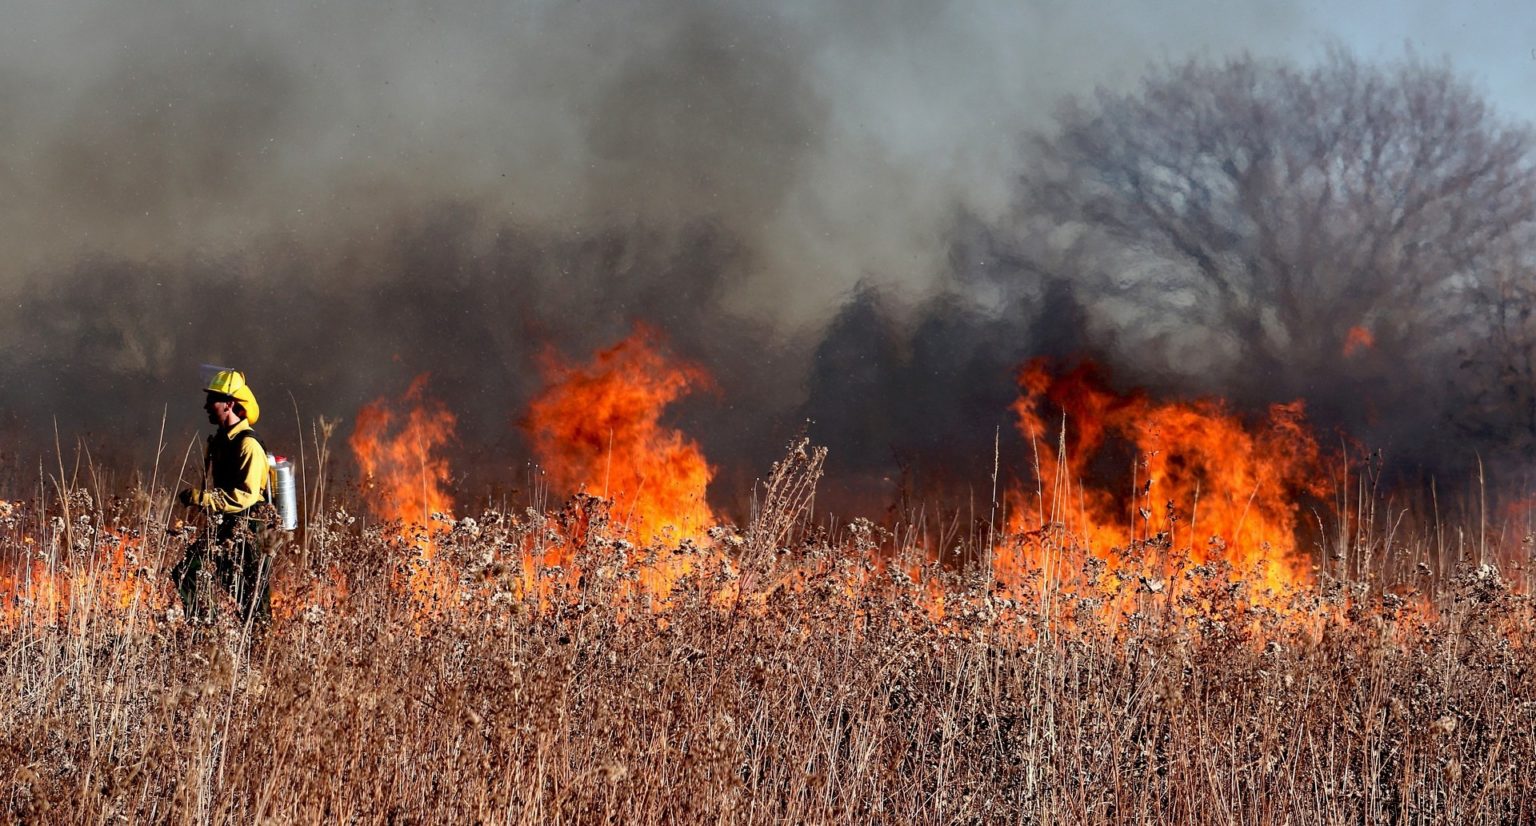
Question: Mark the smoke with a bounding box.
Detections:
[11,0,1526,515]
[794,214,1095,515]
[0,0,1327,299]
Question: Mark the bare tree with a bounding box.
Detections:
[1458,257,1536,460]
[1021,50,1536,405]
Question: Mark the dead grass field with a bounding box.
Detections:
[2,475,1535,825]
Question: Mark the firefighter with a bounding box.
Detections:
[172,369,274,625]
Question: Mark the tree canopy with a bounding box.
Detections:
[1023,51,1536,399]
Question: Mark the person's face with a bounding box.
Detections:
[205,392,236,426]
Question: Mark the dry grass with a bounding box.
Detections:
[2,462,1536,824]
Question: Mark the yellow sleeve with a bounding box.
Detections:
[202,438,269,513]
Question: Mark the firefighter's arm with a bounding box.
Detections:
[190,441,269,513]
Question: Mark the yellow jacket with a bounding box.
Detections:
[190,419,270,514]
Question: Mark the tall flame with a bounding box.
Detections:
[526,327,718,545]
[1006,359,1328,593]
[349,374,457,603]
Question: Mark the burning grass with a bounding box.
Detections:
[2,468,1535,824]
[4,340,1534,822]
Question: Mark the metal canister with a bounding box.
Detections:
[268,454,299,531]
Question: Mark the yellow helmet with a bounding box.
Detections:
[203,369,261,425]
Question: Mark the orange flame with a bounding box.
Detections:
[2,521,161,628]
[526,327,718,545]
[349,374,457,604]
[1005,359,1328,594]
[1343,326,1374,357]
[522,328,723,605]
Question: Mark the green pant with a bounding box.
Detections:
[171,517,271,625]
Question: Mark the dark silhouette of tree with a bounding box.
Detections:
[1458,258,1536,461]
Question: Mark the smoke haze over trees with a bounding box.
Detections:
[1,1,1535,512]
[1012,52,1536,478]
[803,51,1536,502]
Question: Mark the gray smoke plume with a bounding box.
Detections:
[5,0,1532,518]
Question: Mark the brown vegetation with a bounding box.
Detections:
[2,456,1535,825]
